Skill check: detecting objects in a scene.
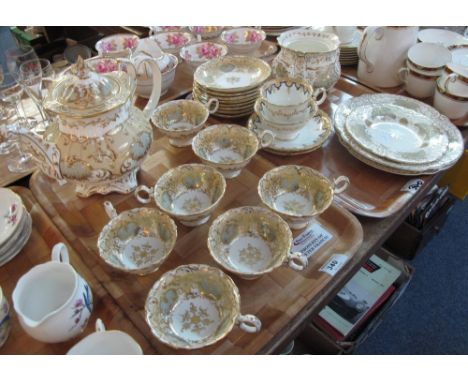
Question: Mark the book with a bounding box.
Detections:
[317,255,402,338]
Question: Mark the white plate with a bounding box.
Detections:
[450,45,468,67]
[0,212,32,267]
[248,110,333,155]
[418,28,468,47]
[0,189,25,247]
[0,210,28,255]
[345,103,449,165]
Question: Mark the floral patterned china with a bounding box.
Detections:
[345,104,449,164]
[0,286,11,348]
[67,318,143,355]
[135,164,226,227]
[208,206,308,279]
[12,243,93,343]
[149,26,188,34]
[258,165,349,229]
[189,26,225,40]
[248,109,333,156]
[220,27,266,55]
[192,124,274,178]
[145,264,261,349]
[0,188,25,247]
[180,42,228,70]
[95,33,139,58]
[97,201,177,275]
[150,32,195,54]
[0,205,32,267]
[152,99,219,147]
[17,56,161,197]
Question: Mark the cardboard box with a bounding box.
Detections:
[298,248,414,354]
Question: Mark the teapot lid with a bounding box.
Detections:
[43,56,131,118]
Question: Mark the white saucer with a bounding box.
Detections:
[0,211,32,267]
[0,189,25,247]
[247,110,333,156]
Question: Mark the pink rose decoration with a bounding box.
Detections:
[95,59,118,73]
[197,43,222,59]
[167,33,189,46]
[123,37,137,50]
[245,30,262,43]
[225,33,239,44]
[101,41,116,53]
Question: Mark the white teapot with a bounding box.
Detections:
[18,55,161,197]
[12,243,93,343]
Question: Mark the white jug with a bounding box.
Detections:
[358,26,419,87]
[12,243,93,343]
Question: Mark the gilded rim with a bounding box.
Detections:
[444,66,468,84]
[277,29,340,55]
[97,207,177,274]
[145,264,241,350]
[192,124,260,166]
[258,165,335,219]
[408,57,446,73]
[151,100,210,133]
[154,164,226,218]
[259,77,315,107]
[436,80,468,102]
[207,206,293,277]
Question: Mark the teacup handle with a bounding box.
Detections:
[440,73,458,93]
[206,98,219,114]
[333,175,350,194]
[313,87,327,106]
[398,67,409,84]
[236,314,262,333]
[103,201,118,220]
[308,98,319,118]
[258,130,275,148]
[135,185,154,204]
[51,242,70,264]
[286,251,308,271]
[95,319,106,332]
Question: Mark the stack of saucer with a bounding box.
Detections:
[339,29,361,66]
[0,188,32,266]
[248,78,333,155]
[193,56,271,119]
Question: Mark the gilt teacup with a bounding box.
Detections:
[258,165,349,230]
[152,99,219,147]
[192,124,274,179]
[98,201,177,275]
[135,164,226,227]
[208,206,308,279]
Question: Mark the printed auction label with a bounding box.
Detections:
[292,222,333,259]
[320,254,349,276]
[400,179,424,194]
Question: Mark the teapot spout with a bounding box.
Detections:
[15,124,66,185]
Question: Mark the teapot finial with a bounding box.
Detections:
[73,56,88,79]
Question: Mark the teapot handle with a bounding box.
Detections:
[134,55,162,120]
[51,242,70,264]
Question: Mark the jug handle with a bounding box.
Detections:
[95,319,106,332]
[358,26,384,74]
[133,55,162,120]
[51,242,70,264]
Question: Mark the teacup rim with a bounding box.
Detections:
[220,27,266,47]
[259,77,315,107]
[151,99,210,133]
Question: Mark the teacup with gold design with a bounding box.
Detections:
[135,164,226,227]
[192,124,274,178]
[208,206,308,280]
[145,264,261,350]
[151,99,219,147]
[97,201,177,275]
[258,165,349,230]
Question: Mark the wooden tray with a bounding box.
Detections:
[29,140,363,354]
[0,187,154,355]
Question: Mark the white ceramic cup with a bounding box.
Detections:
[406,42,452,73]
[0,286,11,348]
[439,64,468,97]
[398,66,438,99]
[433,79,468,120]
[67,319,143,355]
[333,26,357,44]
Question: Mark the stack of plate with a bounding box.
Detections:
[334,94,464,176]
[193,56,271,119]
[0,189,32,266]
[261,26,296,37]
[339,30,362,66]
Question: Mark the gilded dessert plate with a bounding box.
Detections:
[145,264,261,349]
[194,55,271,91]
[334,94,464,175]
[247,110,333,156]
[345,103,449,164]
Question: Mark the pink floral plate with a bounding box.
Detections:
[0,188,25,247]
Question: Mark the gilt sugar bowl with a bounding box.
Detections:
[18,56,161,197]
[258,165,349,229]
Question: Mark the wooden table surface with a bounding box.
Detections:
[0,187,155,354]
